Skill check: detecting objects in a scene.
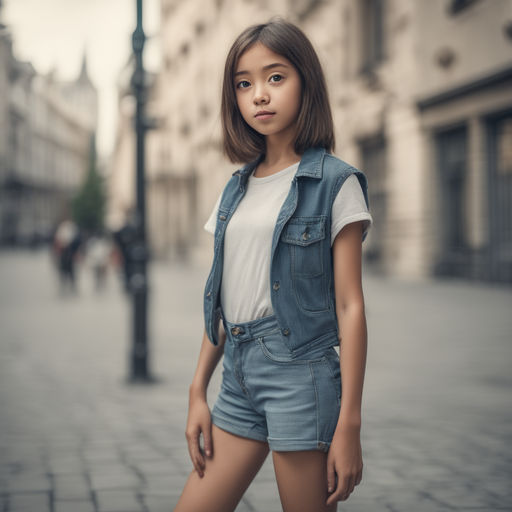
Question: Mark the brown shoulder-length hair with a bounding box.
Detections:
[221,17,335,163]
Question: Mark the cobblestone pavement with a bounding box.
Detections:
[0,248,511,512]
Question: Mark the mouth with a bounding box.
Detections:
[254,110,275,120]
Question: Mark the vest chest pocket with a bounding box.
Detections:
[282,217,329,312]
[282,217,326,277]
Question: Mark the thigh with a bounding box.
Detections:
[174,425,269,512]
[272,450,337,512]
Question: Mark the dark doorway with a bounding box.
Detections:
[434,124,469,277]
[487,111,512,283]
[360,134,387,271]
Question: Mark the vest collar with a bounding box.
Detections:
[232,146,326,188]
[295,147,326,179]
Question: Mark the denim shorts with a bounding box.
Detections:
[211,314,341,452]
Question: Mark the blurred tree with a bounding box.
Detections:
[71,134,105,233]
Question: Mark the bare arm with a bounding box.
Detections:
[326,220,367,505]
[185,324,226,477]
[189,325,226,400]
[333,223,367,430]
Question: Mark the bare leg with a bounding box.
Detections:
[272,450,337,512]
[174,425,269,512]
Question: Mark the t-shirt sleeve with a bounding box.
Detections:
[331,174,373,245]
[204,192,222,235]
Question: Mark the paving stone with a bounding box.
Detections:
[54,500,96,512]
[95,489,144,512]
[46,455,88,475]
[8,492,50,512]
[341,497,391,512]
[141,473,188,494]
[88,470,142,491]
[234,498,256,512]
[54,474,91,500]
[7,474,52,493]
[141,492,182,512]
[425,484,503,509]
[131,459,185,477]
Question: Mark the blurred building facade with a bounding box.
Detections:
[108,0,512,283]
[0,13,98,246]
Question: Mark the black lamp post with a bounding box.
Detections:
[128,0,153,382]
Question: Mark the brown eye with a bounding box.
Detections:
[236,80,251,89]
[269,74,283,83]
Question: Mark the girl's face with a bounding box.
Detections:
[234,42,302,143]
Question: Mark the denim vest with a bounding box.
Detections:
[203,147,370,356]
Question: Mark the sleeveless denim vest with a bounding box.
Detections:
[203,147,370,356]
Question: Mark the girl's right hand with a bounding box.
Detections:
[185,396,213,478]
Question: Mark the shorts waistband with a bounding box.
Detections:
[222,314,281,343]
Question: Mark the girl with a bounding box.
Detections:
[175,17,372,512]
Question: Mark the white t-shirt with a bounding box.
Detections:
[204,162,373,323]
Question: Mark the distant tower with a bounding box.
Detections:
[59,50,98,132]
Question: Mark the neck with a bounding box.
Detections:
[263,134,301,168]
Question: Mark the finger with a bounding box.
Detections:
[326,472,344,506]
[328,474,349,504]
[202,418,213,458]
[355,466,363,486]
[326,458,336,494]
[186,442,202,477]
[192,444,205,477]
[344,475,356,498]
[194,454,205,478]
[186,431,205,476]
[193,441,205,472]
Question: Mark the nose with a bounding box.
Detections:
[253,85,269,105]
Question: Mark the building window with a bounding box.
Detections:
[359,134,387,267]
[448,0,479,15]
[180,122,190,137]
[434,124,469,277]
[195,21,205,37]
[180,42,189,57]
[162,1,176,19]
[360,0,385,73]
[487,112,512,282]
[437,125,468,250]
[495,116,512,176]
[293,0,322,20]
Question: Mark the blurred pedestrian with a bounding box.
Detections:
[52,218,81,294]
[85,232,112,292]
[112,213,137,293]
[175,19,373,512]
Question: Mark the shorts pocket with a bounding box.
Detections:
[257,333,326,365]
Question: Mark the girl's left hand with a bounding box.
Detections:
[326,425,363,505]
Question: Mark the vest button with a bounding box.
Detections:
[282,328,290,336]
[302,231,310,241]
[273,281,280,291]
[231,326,245,335]
[219,215,227,221]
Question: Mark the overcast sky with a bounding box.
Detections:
[3,0,161,158]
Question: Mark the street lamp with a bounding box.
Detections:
[128,0,154,383]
